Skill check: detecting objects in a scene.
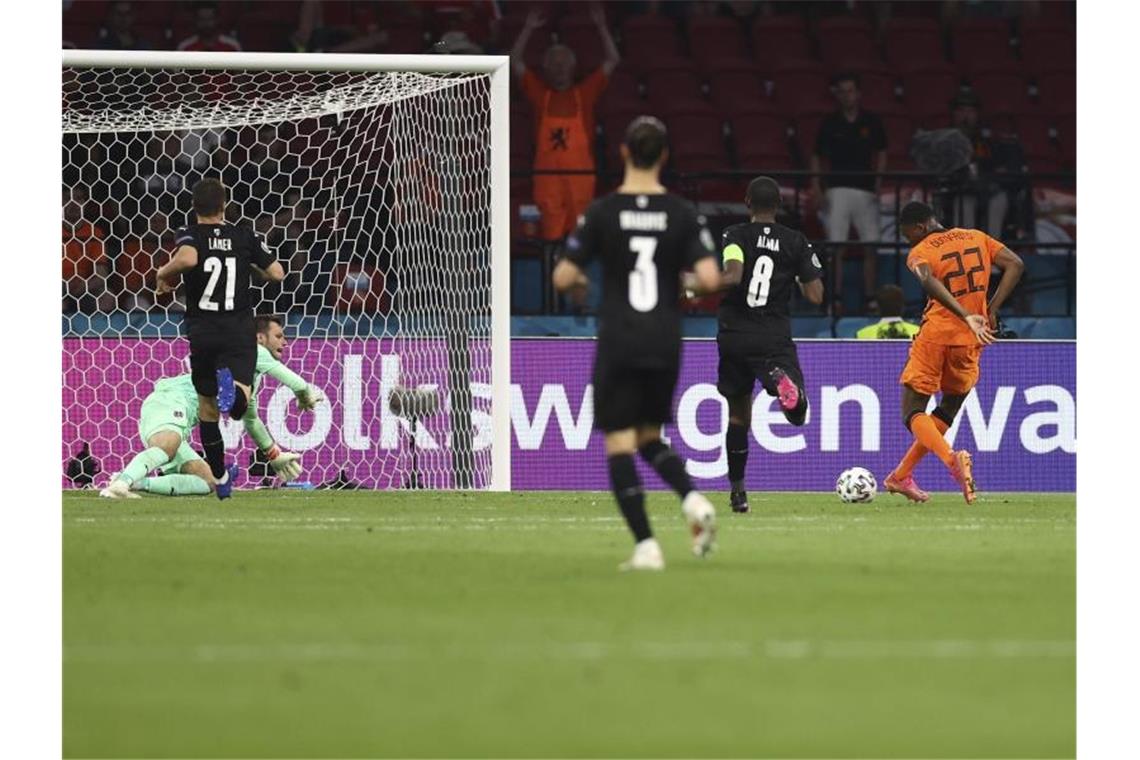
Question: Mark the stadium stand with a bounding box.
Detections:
[62,0,1076,336]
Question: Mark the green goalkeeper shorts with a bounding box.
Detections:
[138,391,204,475]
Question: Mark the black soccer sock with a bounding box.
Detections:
[726,421,749,492]
[638,440,694,499]
[608,453,652,543]
[198,420,227,479]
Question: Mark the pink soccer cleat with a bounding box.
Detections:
[770,368,800,412]
[883,471,930,503]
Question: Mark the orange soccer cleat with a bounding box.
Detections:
[949,451,977,504]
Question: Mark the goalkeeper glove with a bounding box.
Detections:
[263,445,303,483]
[295,386,326,410]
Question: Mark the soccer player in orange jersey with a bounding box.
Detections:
[884,202,1024,504]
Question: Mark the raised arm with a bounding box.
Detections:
[511,10,545,79]
[590,3,621,76]
[987,246,1025,329]
[911,261,994,345]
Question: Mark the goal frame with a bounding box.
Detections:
[62,49,513,492]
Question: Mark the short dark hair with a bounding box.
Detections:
[192,178,226,217]
[876,284,905,317]
[624,116,668,169]
[831,71,860,89]
[746,176,781,212]
[254,314,284,334]
[899,201,935,227]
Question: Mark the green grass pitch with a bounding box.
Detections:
[63,490,1074,758]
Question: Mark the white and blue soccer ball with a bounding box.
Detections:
[836,467,877,503]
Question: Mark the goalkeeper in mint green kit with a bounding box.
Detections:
[99,315,325,498]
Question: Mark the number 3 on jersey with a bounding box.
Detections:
[628,236,658,312]
[746,255,775,307]
[199,256,236,311]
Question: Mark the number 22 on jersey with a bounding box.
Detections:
[199,256,236,311]
[628,236,658,312]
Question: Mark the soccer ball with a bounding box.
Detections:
[836,467,877,503]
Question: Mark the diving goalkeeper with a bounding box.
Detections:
[99,315,325,498]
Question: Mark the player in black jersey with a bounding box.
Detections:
[552,116,723,571]
[715,177,824,513]
[155,178,284,498]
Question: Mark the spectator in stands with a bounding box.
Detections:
[95,2,153,50]
[512,5,620,241]
[855,285,920,339]
[810,72,887,311]
[177,1,241,52]
[291,0,389,54]
[945,90,1021,238]
[62,187,108,314]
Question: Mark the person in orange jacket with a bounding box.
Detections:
[512,4,620,241]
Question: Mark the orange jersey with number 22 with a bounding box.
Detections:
[906,227,1005,346]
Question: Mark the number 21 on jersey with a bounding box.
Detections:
[746,255,774,307]
[199,256,236,311]
[628,236,658,312]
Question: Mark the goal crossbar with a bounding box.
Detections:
[63,50,509,74]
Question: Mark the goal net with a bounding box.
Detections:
[62,51,510,491]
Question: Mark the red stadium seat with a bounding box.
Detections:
[730,114,791,159]
[644,66,705,110]
[950,18,1014,67]
[659,106,725,159]
[1021,30,1076,73]
[1036,70,1076,116]
[670,152,742,202]
[899,62,961,112]
[968,70,1033,115]
[817,19,880,67]
[1056,118,1076,167]
[704,60,766,115]
[687,16,748,65]
[880,112,916,163]
[736,150,796,173]
[1014,114,1058,161]
[793,113,828,158]
[751,17,813,71]
[884,18,946,68]
[769,60,830,110]
[622,15,682,66]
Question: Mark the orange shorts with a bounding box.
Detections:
[899,337,982,396]
[534,173,596,240]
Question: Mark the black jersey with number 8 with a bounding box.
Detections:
[717,221,823,335]
[175,223,275,321]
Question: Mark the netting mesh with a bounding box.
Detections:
[62,64,495,490]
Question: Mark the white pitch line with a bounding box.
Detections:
[64,638,1074,665]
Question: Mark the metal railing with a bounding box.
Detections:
[510,167,1076,323]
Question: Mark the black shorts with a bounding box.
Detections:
[592,360,679,433]
[717,330,805,400]
[186,314,257,398]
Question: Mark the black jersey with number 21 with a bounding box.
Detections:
[718,221,823,335]
[175,223,275,321]
[566,192,715,369]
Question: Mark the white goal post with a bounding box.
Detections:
[62,50,511,492]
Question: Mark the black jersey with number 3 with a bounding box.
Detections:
[717,221,823,335]
[175,223,275,321]
[566,192,715,368]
